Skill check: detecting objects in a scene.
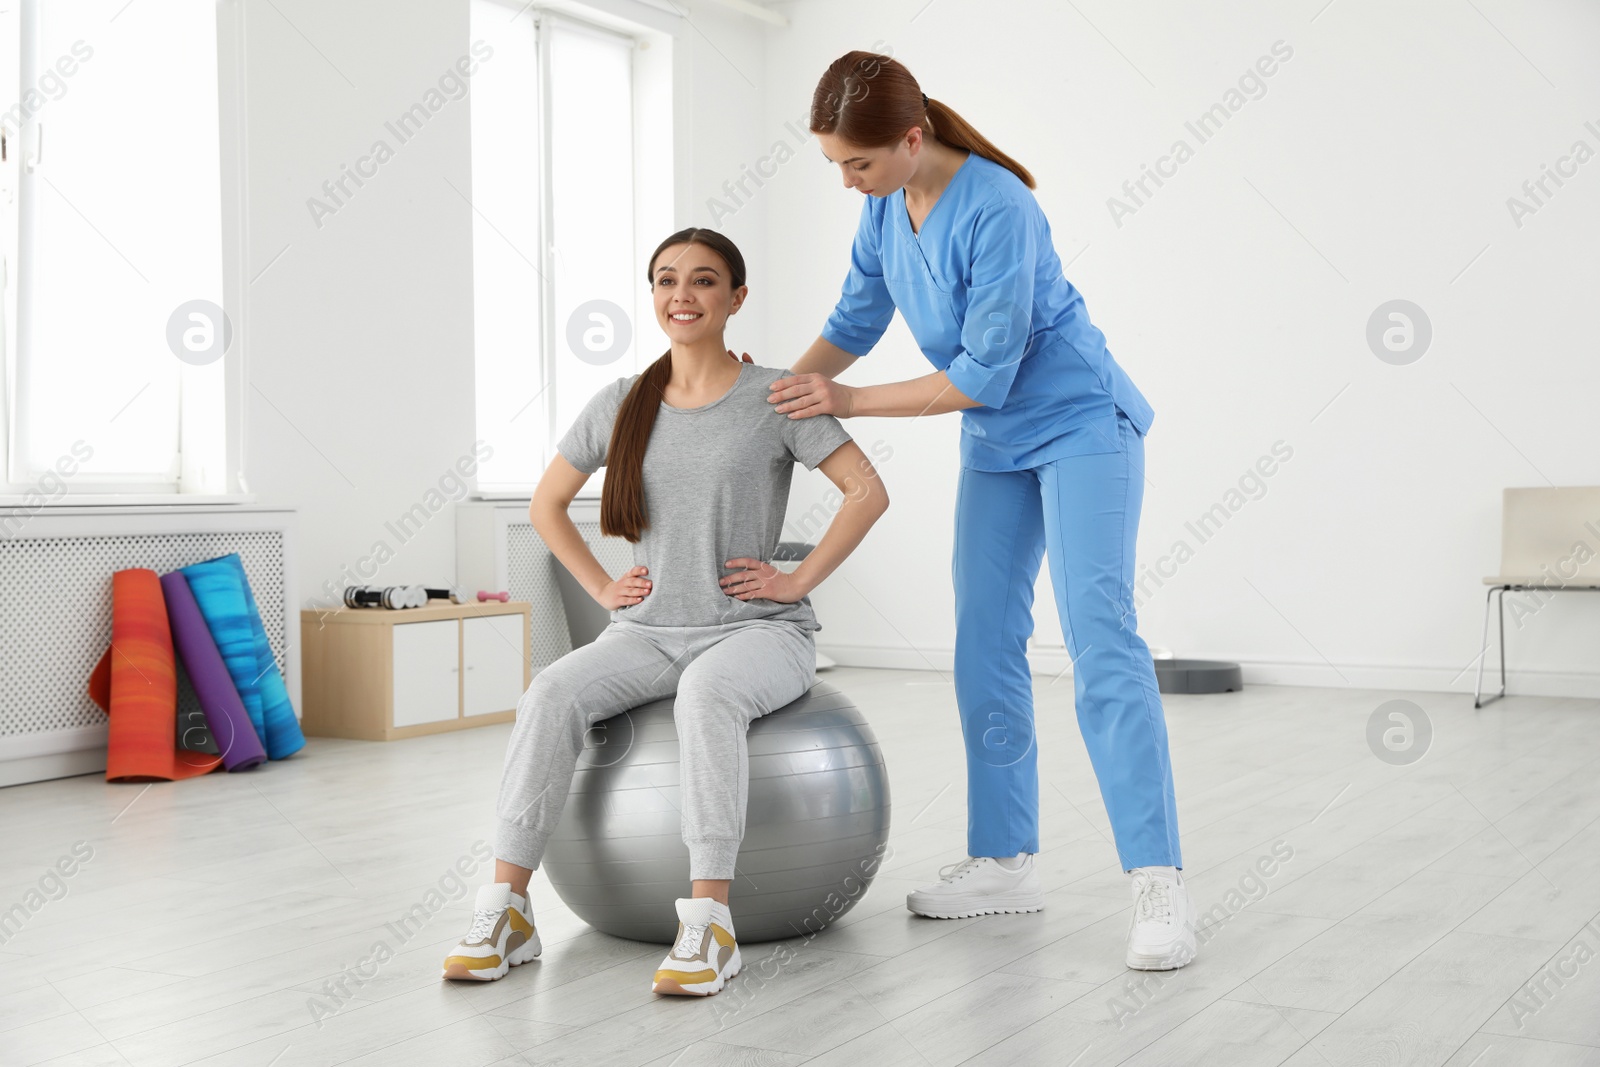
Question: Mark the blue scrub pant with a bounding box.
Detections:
[952,411,1182,871]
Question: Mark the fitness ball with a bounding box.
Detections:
[541,681,892,943]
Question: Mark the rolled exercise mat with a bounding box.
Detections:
[176,690,221,757]
[87,569,223,782]
[180,553,306,760]
[160,569,267,771]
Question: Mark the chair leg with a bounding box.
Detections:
[1497,586,1509,700]
[1475,585,1509,708]
[1474,588,1492,707]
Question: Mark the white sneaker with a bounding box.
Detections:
[441,883,541,981]
[652,897,742,996]
[1125,866,1196,970]
[906,853,1045,919]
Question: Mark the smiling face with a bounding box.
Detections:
[817,128,923,197]
[650,241,746,341]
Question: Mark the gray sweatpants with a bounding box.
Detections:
[494,616,817,880]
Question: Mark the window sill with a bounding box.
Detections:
[0,493,258,508]
[473,489,603,501]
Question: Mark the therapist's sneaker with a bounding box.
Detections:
[1125,866,1196,970]
[652,897,742,996]
[906,853,1044,919]
[441,882,541,981]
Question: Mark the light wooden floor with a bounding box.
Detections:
[4,667,1600,1066]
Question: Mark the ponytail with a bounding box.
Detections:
[923,95,1035,189]
[600,350,671,543]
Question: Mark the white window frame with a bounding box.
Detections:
[0,0,250,508]
[469,0,684,501]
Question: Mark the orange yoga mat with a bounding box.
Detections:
[88,569,223,782]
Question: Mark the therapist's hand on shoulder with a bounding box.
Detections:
[767,373,857,419]
[728,349,753,364]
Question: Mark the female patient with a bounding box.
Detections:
[442,227,890,997]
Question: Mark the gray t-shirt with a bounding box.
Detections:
[556,361,854,632]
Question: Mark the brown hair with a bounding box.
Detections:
[600,227,748,542]
[809,50,1035,190]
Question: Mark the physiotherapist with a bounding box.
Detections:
[766,51,1195,972]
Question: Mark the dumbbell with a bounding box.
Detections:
[423,586,467,604]
[344,585,426,609]
[477,590,510,602]
[343,585,419,609]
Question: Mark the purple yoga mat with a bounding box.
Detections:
[160,570,267,772]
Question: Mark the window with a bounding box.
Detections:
[469,1,668,495]
[0,0,230,501]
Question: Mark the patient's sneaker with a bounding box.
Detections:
[906,853,1045,919]
[441,882,541,981]
[651,897,741,996]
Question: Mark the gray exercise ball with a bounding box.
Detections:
[541,681,892,944]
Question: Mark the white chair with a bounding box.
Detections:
[1477,487,1600,706]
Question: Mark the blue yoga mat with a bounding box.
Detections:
[180,553,306,760]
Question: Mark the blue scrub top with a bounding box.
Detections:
[821,151,1154,472]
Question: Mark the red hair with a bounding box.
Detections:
[810,51,1035,189]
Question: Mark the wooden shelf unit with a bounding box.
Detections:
[300,600,532,741]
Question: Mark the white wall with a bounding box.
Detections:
[242,0,479,611]
[677,7,770,345]
[759,0,1600,697]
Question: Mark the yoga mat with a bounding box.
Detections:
[181,553,306,760]
[176,694,222,756]
[160,569,267,772]
[87,569,223,782]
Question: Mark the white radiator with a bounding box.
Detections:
[0,506,299,787]
[456,499,634,670]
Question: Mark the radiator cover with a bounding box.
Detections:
[456,499,632,671]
